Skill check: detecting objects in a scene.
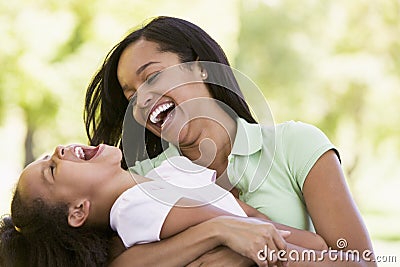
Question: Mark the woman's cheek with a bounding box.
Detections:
[132,107,146,127]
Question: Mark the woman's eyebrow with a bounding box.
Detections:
[122,85,131,93]
[41,155,50,160]
[136,61,160,75]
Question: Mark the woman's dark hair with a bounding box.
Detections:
[84,16,256,168]
[0,190,112,267]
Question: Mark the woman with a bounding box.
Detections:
[84,16,375,266]
[0,144,327,267]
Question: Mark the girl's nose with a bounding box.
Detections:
[53,145,65,159]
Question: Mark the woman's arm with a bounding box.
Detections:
[109,218,224,267]
[161,197,288,266]
[109,197,287,267]
[188,150,376,267]
[300,150,376,266]
[236,198,328,251]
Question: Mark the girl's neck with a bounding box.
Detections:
[88,169,138,226]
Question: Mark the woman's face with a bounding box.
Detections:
[117,39,216,147]
[18,144,122,204]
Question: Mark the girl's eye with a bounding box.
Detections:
[50,166,55,177]
[145,71,161,85]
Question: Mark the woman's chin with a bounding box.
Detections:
[159,125,188,148]
[159,113,189,146]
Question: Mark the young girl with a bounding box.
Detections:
[0,143,327,267]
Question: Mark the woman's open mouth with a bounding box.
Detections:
[148,101,176,129]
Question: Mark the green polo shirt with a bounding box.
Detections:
[130,118,337,231]
[227,118,337,231]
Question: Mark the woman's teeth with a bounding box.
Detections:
[74,146,85,160]
[149,102,174,124]
[161,110,174,128]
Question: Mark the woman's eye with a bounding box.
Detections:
[129,94,137,104]
[145,71,161,85]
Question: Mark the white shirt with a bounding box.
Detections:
[110,156,247,248]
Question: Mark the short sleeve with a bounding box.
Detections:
[145,156,217,187]
[129,145,181,176]
[110,181,182,247]
[282,121,339,190]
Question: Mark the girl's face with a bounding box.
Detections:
[117,39,216,147]
[18,144,122,204]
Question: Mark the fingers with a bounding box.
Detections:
[185,261,199,267]
[278,230,291,239]
[245,228,274,266]
[253,224,288,267]
[186,247,254,267]
[215,217,289,266]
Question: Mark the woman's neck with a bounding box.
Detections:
[180,115,237,177]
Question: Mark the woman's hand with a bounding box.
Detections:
[209,216,290,266]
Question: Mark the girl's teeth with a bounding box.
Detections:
[74,147,85,160]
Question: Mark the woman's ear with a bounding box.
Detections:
[194,61,208,80]
[200,68,208,80]
[68,200,90,228]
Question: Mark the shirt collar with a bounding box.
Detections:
[231,118,263,156]
[166,118,263,156]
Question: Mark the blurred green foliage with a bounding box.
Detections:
[235,0,400,181]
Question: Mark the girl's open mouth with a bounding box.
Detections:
[72,144,104,161]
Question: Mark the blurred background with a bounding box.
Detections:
[0,0,399,265]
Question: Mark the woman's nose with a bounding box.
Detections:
[135,87,154,109]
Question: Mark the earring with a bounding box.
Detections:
[201,72,207,79]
